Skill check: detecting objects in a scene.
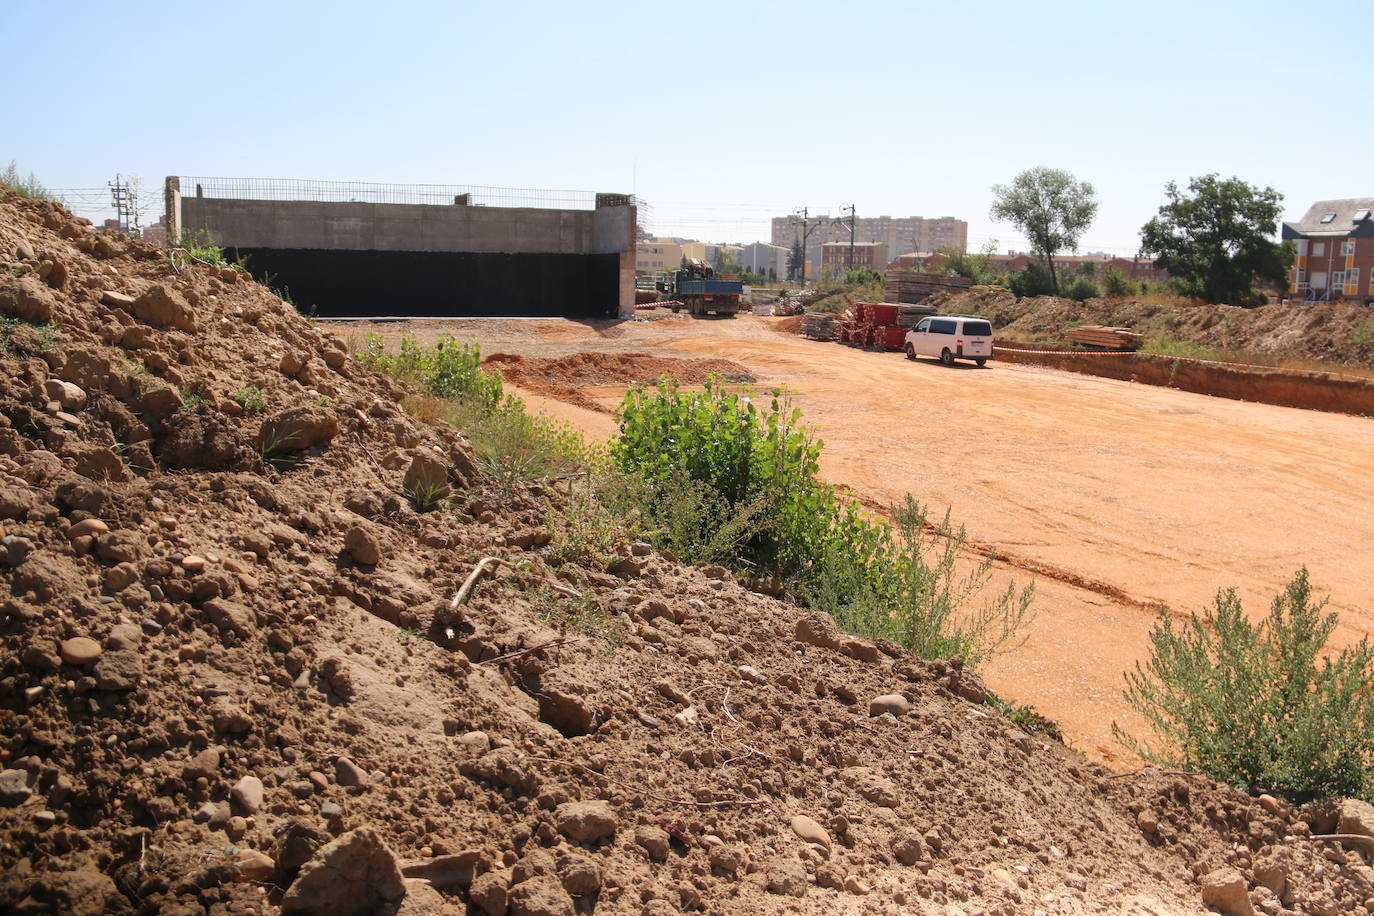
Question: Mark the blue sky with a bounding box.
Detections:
[6,0,1370,255]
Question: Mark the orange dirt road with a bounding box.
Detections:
[334,314,1374,762]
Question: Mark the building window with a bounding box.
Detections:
[1342,240,1355,257]
[1320,212,1337,223]
[1314,242,1326,257]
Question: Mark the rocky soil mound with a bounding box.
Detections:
[922,286,1374,371]
[2,190,1373,915]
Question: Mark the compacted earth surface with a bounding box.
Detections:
[3,192,1374,916]
[343,309,1374,764]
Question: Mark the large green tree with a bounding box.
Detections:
[990,167,1097,295]
[1138,174,1291,304]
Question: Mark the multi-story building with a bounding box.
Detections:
[739,242,790,281]
[821,241,889,273]
[636,238,683,274]
[770,213,967,279]
[1282,198,1374,304]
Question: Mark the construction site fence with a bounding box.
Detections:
[170,177,645,212]
[994,347,1374,418]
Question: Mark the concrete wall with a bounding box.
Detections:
[169,179,638,318]
[179,198,604,256]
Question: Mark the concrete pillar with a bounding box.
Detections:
[164,177,181,247]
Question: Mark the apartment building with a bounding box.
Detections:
[770,213,967,278]
[821,241,889,273]
[739,242,790,280]
[1282,198,1374,304]
[635,238,683,274]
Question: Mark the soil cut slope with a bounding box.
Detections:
[1,192,1371,915]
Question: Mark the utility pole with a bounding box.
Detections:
[108,174,138,235]
[842,203,857,271]
[794,207,827,284]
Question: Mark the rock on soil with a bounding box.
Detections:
[280,828,405,916]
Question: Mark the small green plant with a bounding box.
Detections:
[231,385,269,414]
[986,690,1062,740]
[176,228,230,266]
[1351,318,1374,347]
[178,388,206,412]
[0,316,59,354]
[534,588,626,650]
[256,428,301,461]
[404,479,450,513]
[1116,569,1374,804]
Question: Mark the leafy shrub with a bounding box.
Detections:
[1009,261,1057,298]
[1116,569,1374,803]
[360,333,503,410]
[1102,266,1136,297]
[1061,277,1102,301]
[177,229,231,266]
[613,377,1032,663]
[367,334,591,489]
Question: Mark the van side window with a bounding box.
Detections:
[930,319,957,334]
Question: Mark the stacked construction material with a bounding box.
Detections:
[1065,326,1143,350]
[833,302,909,351]
[884,270,974,304]
[800,312,839,340]
[896,303,939,327]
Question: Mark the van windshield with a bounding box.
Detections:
[962,321,993,336]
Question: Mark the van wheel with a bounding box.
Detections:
[940,349,954,366]
[904,343,916,360]
[975,358,987,367]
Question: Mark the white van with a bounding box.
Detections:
[903,315,994,367]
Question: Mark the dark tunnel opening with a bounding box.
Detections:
[228,248,620,318]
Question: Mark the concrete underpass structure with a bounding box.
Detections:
[166,177,637,319]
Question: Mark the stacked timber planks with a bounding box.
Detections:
[896,303,938,328]
[884,271,973,304]
[801,313,839,341]
[1065,326,1143,350]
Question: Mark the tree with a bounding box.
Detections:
[1138,174,1292,305]
[990,167,1098,296]
[788,238,804,281]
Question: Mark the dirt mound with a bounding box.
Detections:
[484,352,753,412]
[925,285,1374,371]
[1,190,1372,915]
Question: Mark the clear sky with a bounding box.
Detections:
[5,0,1370,256]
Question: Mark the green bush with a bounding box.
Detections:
[1009,261,1056,298]
[613,376,1032,664]
[360,333,504,410]
[1102,266,1136,297]
[1116,569,1374,803]
[1062,277,1102,301]
[362,334,590,489]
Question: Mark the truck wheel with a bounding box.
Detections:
[976,358,987,367]
[940,349,954,366]
[904,343,916,361]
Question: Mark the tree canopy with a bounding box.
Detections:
[989,167,1097,295]
[1138,174,1291,304]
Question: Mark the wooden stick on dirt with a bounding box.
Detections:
[1308,834,1374,856]
[451,556,508,612]
[476,637,588,665]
